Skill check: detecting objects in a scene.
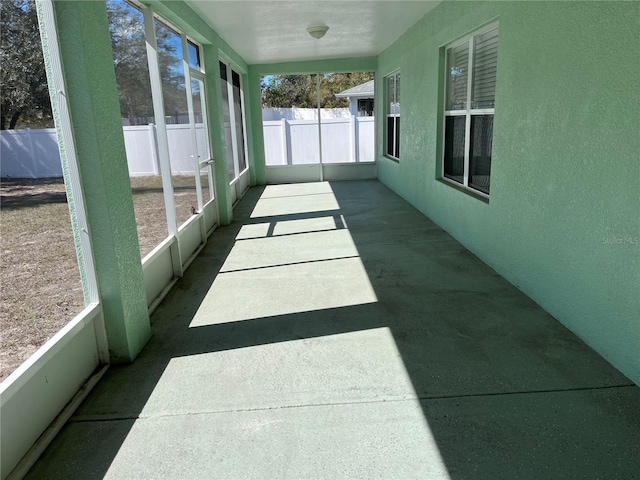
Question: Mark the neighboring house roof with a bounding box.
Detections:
[335,80,374,99]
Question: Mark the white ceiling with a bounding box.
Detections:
[185,1,441,65]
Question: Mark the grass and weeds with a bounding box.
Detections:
[0,175,210,381]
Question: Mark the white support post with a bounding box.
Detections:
[316,73,323,181]
[280,118,288,165]
[350,115,357,163]
[148,123,160,175]
[26,128,36,176]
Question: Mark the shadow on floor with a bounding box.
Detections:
[25,180,639,479]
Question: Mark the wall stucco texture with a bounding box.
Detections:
[377,1,639,384]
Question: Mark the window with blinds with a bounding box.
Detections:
[472,28,499,109]
[443,24,498,196]
[386,72,400,159]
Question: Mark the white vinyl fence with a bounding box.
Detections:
[1,124,207,179]
[1,128,62,178]
[1,117,375,178]
[263,116,375,165]
[262,107,351,121]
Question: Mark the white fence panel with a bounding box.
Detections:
[263,121,286,166]
[357,117,375,163]
[123,125,158,177]
[262,107,350,121]
[321,118,352,164]
[289,120,320,165]
[1,129,62,178]
[2,117,375,178]
[262,116,375,166]
[166,124,195,175]
[195,124,208,162]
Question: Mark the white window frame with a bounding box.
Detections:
[220,59,249,184]
[181,33,215,212]
[385,71,400,160]
[140,5,215,225]
[442,22,499,198]
[186,37,204,74]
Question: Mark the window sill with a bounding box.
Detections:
[437,178,490,204]
[383,155,400,163]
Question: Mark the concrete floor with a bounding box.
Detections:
[27,181,639,479]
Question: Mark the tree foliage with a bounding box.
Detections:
[0,0,52,129]
[261,72,374,109]
[107,0,154,124]
[107,0,187,125]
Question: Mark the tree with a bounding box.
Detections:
[0,0,52,129]
[107,0,154,124]
[107,0,187,125]
[261,72,374,109]
[261,74,316,108]
[319,72,375,108]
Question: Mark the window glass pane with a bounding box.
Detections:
[187,40,200,69]
[386,116,394,157]
[468,115,493,194]
[357,98,374,117]
[109,0,154,126]
[108,0,168,258]
[444,115,466,183]
[155,20,197,226]
[387,76,395,113]
[472,28,499,109]
[220,62,236,181]
[154,20,187,124]
[191,78,211,204]
[394,73,400,114]
[394,117,400,159]
[200,168,211,205]
[446,43,469,110]
[232,70,247,174]
[191,78,207,159]
[388,74,400,115]
[386,73,399,159]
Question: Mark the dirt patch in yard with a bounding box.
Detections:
[0,175,209,381]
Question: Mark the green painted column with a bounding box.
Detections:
[247,67,267,186]
[203,44,233,225]
[49,0,150,362]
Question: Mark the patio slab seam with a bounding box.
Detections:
[68,383,637,425]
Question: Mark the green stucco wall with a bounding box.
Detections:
[377,1,639,384]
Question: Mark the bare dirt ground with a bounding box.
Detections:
[0,175,210,381]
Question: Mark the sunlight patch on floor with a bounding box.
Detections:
[219,229,359,273]
[109,326,449,478]
[190,257,377,326]
[191,184,379,327]
[259,182,334,199]
[236,216,342,240]
[250,184,339,218]
[140,327,423,414]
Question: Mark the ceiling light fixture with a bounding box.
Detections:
[307,25,329,40]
